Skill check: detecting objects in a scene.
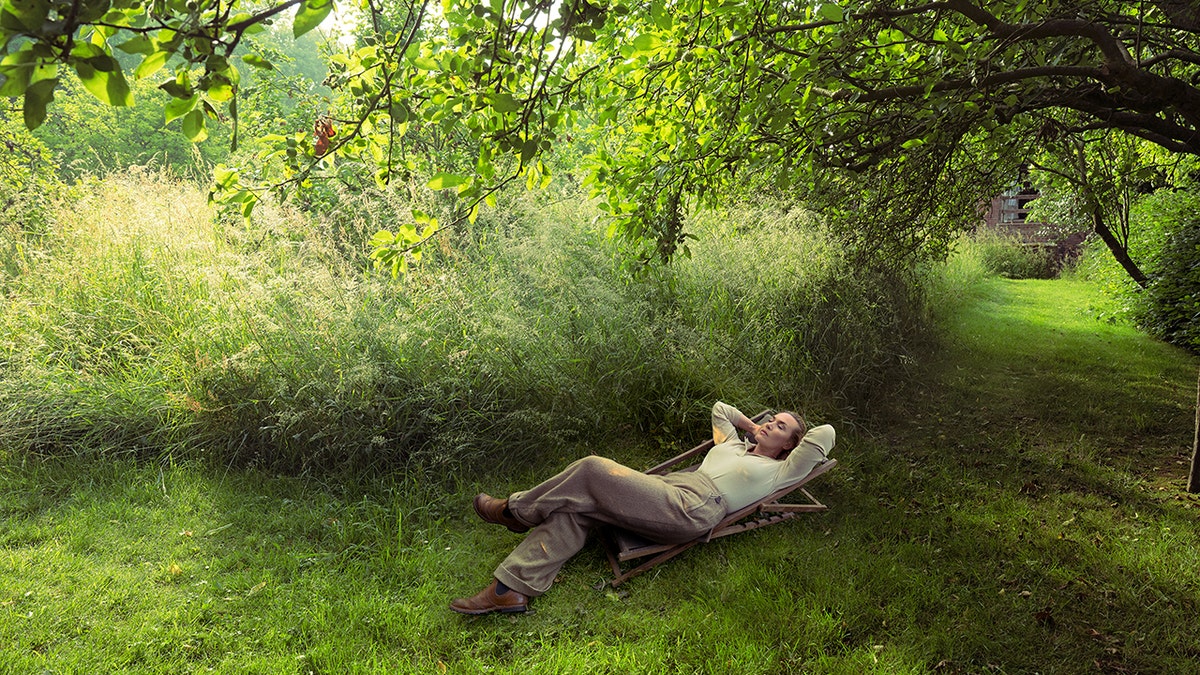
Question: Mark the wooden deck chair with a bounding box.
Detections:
[603,411,837,587]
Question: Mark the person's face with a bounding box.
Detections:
[755,413,802,454]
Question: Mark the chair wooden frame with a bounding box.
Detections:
[603,411,837,587]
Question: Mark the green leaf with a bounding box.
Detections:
[22,77,55,129]
[368,230,396,248]
[0,8,26,31]
[213,164,239,189]
[427,172,468,190]
[208,54,240,85]
[75,0,111,22]
[631,34,662,53]
[390,100,410,123]
[74,56,133,105]
[85,53,119,73]
[488,92,519,113]
[5,0,48,30]
[293,0,334,38]
[164,92,197,123]
[650,0,672,29]
[520,138,538,165]
[134,50,170,79]
[412,56,439,70]
[229,92,238,152]
[182,108,207,142]
[205,77,234,102]
[817,3,843,22]
[0,49,36,97]
[116,35,155,55]
[242,21,267,35]
[159,75,193,99]
[239,196,255,218]
[241,53,274,70]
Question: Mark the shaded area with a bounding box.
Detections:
[830,278,1200,672]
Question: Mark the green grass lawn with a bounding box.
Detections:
[3,277,1199,674]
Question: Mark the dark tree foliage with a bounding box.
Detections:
[1144,210,1200,351]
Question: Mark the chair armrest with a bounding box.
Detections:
[645,441,712,475]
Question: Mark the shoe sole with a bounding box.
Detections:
[449,604,528,615]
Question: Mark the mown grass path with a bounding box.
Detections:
[2,278,1199,674]
[856,278,1200,673]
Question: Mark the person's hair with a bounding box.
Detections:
[775,410,807,454]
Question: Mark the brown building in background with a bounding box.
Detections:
[979,182,1089,268]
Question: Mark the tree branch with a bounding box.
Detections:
[227,0,304,34]
[816,65,1102,103]
[1141,48,1200,68]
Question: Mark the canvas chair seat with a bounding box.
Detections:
[603,411,837,587]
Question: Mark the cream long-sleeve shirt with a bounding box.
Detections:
[697,401,836,512]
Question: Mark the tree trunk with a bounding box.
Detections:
[1091,209,1150,289]
[1189,367,1200,493]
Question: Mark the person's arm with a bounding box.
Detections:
[712,401,761,444]
[799,424,836,457]
[778,424,836,484]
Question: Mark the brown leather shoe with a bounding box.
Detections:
[473,493,529,533]
[449,579,529,615]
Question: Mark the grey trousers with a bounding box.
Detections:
[494,455,727,596]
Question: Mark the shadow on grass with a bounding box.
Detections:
[814,278,1200,672]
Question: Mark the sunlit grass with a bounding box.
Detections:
[929,278,1193,448]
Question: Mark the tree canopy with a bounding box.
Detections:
[3,0,1199,272]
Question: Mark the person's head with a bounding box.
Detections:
[756,411,807,458]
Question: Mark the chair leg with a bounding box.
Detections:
[609,540,700,587]
[604,538,624,579]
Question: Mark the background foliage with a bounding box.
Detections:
[969,229,1059,281]
[1128,187,1200,351]
[7,0,1200,286]
[1062,183,1200,352]
[3,0,1200,459]
[0,170,936,473]
[0,111,60,241]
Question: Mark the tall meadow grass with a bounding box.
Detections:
[672,204,930,419]
[1,170,935,474]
